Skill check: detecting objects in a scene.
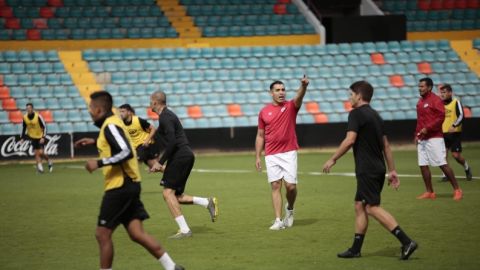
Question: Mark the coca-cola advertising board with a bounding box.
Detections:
[0,134,72,160]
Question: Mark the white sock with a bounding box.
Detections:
[175,215,190,233]
[192,196,209,208]
[48,160,52,166]
[275,217,282,223]
[37,163,44,171]
[464,161,469,170]
[158,252,175,270]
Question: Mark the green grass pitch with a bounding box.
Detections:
[1,143,479,270]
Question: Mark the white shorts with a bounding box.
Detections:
[417,138,447,167]
[265,150,297,184]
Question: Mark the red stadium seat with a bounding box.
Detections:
[39,110,53,123]
[417,62,432,74]
[463,107,472,118]
[0,7,14,18]
[146,108,158,120]
[313,113,328,124]
[430,0,443,9]
[2,98,17,111]
[47,0,63,7]
[8,110,23,124]
[417,0,430,10]
[227,104,243,117]
[390,75,405,87]
[0,86,10,99]
[27,29,41,40]
[277,0,291,3]
[40,7,54,18]
[5,18,21,29]
[187,105,203,119]
[273,4,287,14]
[0,0,6,7]
[455,0,468,8]
[467,0,479,8]
[370,53,385,65]
[343,101,352,112]
[443,0,456,9]
[305,101,320,114]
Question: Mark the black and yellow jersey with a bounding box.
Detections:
[21,112,46,139]
[442,98,464,133]
[124,115,152,148]
[96,113,141,191]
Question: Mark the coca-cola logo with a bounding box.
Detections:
[1,135,61,157]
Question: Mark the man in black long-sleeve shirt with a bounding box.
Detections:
[149,90,218,239]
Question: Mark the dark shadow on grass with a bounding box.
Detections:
[434,193,453,198]
[293,218,319,226]
[366,246,420,261]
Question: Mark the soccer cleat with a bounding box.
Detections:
[48,162,53,173]
[337,249,361,259]
[453,189,463,201]
[400,241,418,260]
[465,168,473,181]
[283,203,294,228]
[207,197,218,222]
[416,192,436,200]
[269,219,285,230]
[174,265,185,270]
[168,230,192,239]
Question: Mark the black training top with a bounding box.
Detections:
[156,108,190,165]
[347,104,386,175]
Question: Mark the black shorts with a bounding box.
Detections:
[355,173,385,206]
[160,147,195,196]
[29,138,44,150]
[98,177,149,229]
[136,144,158,163]
[444,132,462,153]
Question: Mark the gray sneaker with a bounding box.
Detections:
[168,230,192,239]
[207,197,218,222]
[174,265,185,270]
[466,167,473,181]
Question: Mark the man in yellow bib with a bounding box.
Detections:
[74,91,184,270]
[20,103,53,173]
[118,104,157,163]
[439,84,473,181]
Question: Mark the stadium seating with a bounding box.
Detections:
[0,0,177,40]
[381,0,480,32]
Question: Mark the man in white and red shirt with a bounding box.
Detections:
[415,77,462,201]
[255,76,309,230]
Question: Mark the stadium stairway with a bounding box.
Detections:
[450,40,480,76]
[58,50,101,103]
[157,0,202,39]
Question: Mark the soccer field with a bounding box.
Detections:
[1,144,479,270]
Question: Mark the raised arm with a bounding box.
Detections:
[255,128,265,172]
[293,75,309,109]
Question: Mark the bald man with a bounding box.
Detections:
[149,91,218,239]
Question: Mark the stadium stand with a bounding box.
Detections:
[380,0,480,32]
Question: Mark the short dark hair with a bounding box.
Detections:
[119,103,135,114]
[26,103,33,108]
[419,77,433,88]
[349,80,374,102]
[90,91,113,111]
[440,83,452,92]
[269,80,284,90]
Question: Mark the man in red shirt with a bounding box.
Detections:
[415,78,462,201]
[255,76,309,230]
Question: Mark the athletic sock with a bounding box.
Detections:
[158,252,175,270]
[37,163,44,171]
[464,161,469,170]
[175,215,190,233]
[192,196,209,208]
[391,226,412,246]
[48,160,53,166]
[351,233,365,253]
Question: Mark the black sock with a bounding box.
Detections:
[391,226,412,246]
[351,233,365,253]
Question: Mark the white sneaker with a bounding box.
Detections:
[269,219,285,230]
[283,203,294,228]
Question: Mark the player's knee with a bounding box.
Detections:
[162,189,174,200]
[285,184,296,193]
[95,230,110,243]
[452,152,461,160]
[128,231,143,244]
